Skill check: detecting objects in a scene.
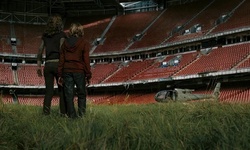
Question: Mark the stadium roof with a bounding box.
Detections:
[0,0,202,16]
[0,0,202,24]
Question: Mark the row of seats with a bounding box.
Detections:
[1,93,156,105]
[14,24,45,54]
[194,86,250,103]
[0,63,14,85]
[2,95,59,106]
[91,62,120,84]
[1,42,250,85]
[89,93,156,105]
[17,65,45,86]
[0,22,12,53]
[131,52,199,80]
[93,11,161,53]
[175,42,250,76]
[167,0,243,43]
[211,0,250,34]
[2,86,250,105]
[103,59,155,83]
[129,0,212,49]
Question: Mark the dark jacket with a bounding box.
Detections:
[58,36,91,79]
[42,31,66,61]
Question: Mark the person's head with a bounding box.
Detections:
[43,15,63,37]
[69,23,84,37]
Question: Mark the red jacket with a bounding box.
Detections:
[58,36,92,79]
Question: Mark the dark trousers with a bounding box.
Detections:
[43,62,67,115]
[63,72,86,118]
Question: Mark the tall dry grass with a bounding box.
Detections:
[1,101,250,149]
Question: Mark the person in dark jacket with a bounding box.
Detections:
[37,15,67,116]
[58,22,92,118]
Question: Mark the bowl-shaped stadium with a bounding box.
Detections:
[1,0,250,105]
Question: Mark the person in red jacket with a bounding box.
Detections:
[58,23,91,118]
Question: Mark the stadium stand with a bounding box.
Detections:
[17,64,45,86]
[194,85,250,103]
[211,0,250,34]
[0,22,12,53]
[0,63,15,85]
[89,92,156,105]
[93,11,161,53]
[128,0,211,50]
[1,94,13,104]
[166,0,243,43]
[14,23,25,53]
[91,62,120,84]
[83,18,113,45]
[14,24,45,54]
[174,42,250,76]
[18,95,59,106]
[1,0,250,105]
[103,59,155,83]
[87,94,114,104]
[131,51,199,81]
[220,87,249,103]
[236,57,250,69]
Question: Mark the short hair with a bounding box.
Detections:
[69,23,84,37]
[43,15,63,37]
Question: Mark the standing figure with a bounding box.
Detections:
[58,23,92,118]
[37,15,67,115]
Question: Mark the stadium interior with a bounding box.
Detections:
[1,0,250,105]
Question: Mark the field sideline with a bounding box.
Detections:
[1,99,250,149]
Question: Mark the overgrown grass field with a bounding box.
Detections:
[1,99,250,149]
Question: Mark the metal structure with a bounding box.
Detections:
[0,0,203,24]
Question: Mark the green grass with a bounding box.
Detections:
[1,100,250,149]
